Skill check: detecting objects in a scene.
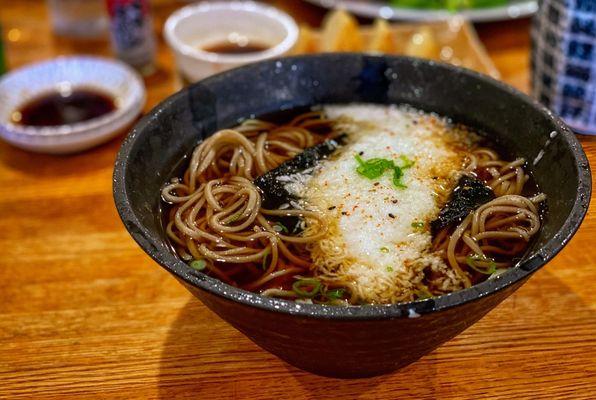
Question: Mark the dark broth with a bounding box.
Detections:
[202,40,270,55]
[13,88,116,127]
[160,106,545,304]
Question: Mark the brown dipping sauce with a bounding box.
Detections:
[12,89,116,127]
[202,41,270,55]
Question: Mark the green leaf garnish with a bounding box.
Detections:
[292,278,321,298]
[411,221,424,229]
[399,155,415,169]
[386,266,394,272]
[189,259,206,271]
[273,223,289,233]
[415,287,433,300]
[355,155,394,179]
[380,246,389,253]
[354,154,413,189]
[465,255,497,275]
[325,288,345,300]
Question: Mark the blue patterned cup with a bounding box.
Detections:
[531,0,596,135]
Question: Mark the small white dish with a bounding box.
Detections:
[164,1,299,83]
[0,56,145,154]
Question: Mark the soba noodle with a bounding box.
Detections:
[162,109,544,305]
[432,148,544,289]
[162,112,331,291]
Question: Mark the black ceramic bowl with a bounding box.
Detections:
[113,54,590,378]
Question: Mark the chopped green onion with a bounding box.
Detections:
[392,167,406,188]
[466,255,497,275]
[411,221,424,229]
[386,266,394,272]
[292,278,321,298]
[380,246,389,253]
[354,154,413,189]
[414,285,433,300]
[354,155,394,179]
[488,268,509,280]
[273,223,289,233]
[399,155,415,169]
[189,259,206,271]
[325,288,345,300]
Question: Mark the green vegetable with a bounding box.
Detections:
[489,268,509,280]
[380,246,389,253]
[292,278,321,298]
[415,287,433,300]
[392,167,406,189]
[411,221,425,229]
[354,154,414,189]
[386,266,394,272]
[273,223,289,233]
[190,259,206,271]
[354,154,394,179]
[325,288,345,300]
[399,155,415,169]
[466,255,497,275]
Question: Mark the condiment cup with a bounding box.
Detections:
[164,1,299,83]
[0,56,145,154]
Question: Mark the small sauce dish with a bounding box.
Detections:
[0,56,145,154]
[164,1,299,83]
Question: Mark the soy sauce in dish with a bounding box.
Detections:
[202,41,270,55]
[12,89,116,127]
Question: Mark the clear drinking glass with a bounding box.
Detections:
[47,0,109,38]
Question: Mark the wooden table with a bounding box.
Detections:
[1,1,595,399]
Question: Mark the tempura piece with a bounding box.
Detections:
[294,24,319,54]
[367,19,395,53]
[320,9,363,52]
[404,27,439,59]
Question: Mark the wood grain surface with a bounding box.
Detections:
[1,1,595,399]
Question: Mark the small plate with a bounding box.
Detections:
[0,56,146,154]
[303,0,538,22]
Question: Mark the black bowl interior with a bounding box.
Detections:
[113,54,590,319]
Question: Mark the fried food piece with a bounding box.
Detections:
[404,26,439,59]
[320,9,364,52]
[367,19,395,53]
[295,24,319,54]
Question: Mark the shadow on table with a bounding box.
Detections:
[157,268,595,399]
[156,298,438,400]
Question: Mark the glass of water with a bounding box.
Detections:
[47,0,109,38]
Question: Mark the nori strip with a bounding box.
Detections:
[431,175,495,235]
[254,134,347,233]
[254,134,347,209]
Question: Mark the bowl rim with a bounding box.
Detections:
[113,53,591,320]
[163,1,299,65]
[0,55,146,137]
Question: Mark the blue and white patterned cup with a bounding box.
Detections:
[531,0,596,135]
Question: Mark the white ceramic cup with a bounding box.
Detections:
[164,1,299,83]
